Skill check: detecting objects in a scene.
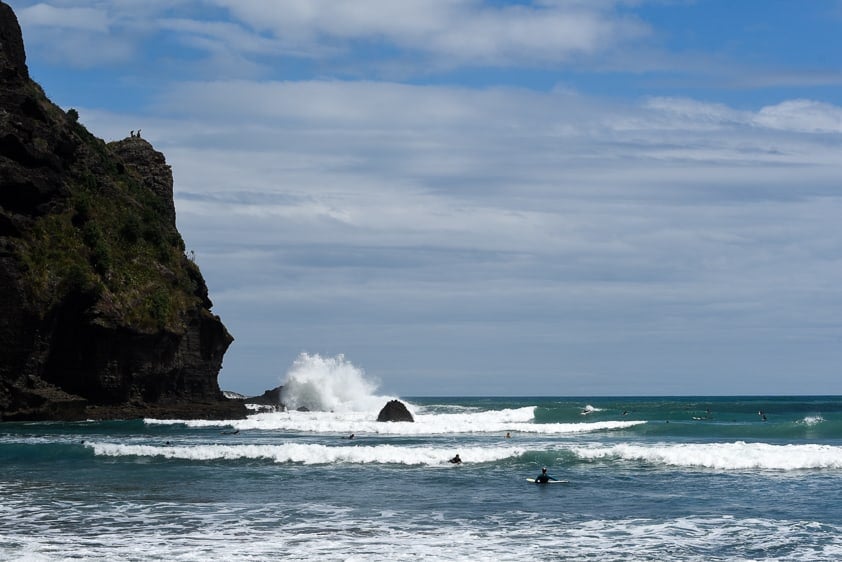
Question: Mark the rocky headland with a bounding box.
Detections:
[0,2,245,421]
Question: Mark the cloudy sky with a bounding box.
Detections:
[9,0,842,396]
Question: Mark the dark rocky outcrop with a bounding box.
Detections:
[245,385,283,406]
[377,399,414,422]
[0,2,245,421]
[0,2,27,79]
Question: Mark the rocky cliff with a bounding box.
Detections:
[0,2,245,420]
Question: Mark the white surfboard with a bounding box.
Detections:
[526,478,569,484]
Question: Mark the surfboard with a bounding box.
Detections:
[526,478,569,484]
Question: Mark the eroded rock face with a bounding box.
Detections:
[0,2,27,79]
[0,1,242,421]
[110,138,177,227]
[377,399,414,422]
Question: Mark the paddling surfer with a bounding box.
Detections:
[449,454,462,464]
[534,467,557,483]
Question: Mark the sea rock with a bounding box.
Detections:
[245,385,283,406]
[0,1,244,421]
[377,399,414,422]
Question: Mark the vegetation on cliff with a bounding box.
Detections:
[0,1,242,420]
[18,117,200,333]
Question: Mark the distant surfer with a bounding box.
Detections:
[534,467,557,483]
[505,432,511,439]
[449,454,462,464]
[348,433,355,439]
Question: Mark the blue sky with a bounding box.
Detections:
[8,0,842,396]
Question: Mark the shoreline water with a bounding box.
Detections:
[2,395,841,560]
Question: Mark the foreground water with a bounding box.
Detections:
[2,395,842,561]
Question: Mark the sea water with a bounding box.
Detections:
[2,363,842,560]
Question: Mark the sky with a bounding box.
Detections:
[7,0,842,397]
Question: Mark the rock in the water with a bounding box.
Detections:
[377,399,414,422]
[245,386,283,406]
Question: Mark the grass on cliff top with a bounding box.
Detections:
[19,114,205,334]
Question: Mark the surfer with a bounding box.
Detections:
[449,454,462,464]
[348,433,355,439]
[534,467,557,483]
[505,432,511,439]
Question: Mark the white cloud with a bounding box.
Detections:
[752,99,842,133]
[643,97,746,128]
[18,3,108,32]
[77,84,842,355]
[208,0,650,65]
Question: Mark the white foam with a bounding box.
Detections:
[145,407,645,436]
[278,352,395,412]
[571,441,842,471]
[4,505,841,561]
[87,441,525,465]
[800,415,824,426]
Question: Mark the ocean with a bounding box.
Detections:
[2,392,842,560]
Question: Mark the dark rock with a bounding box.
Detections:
[109,138,176,227]
[0,2,242,421]
[377,399,414,422]
[245,385,283,406]
[0,2,27,79]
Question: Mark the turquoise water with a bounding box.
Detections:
[2,396,842,560]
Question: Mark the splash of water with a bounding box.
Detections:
[279,353,393,413]
[801,415,824,426]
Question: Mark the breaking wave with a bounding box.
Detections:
[570,442,842,471]
[87,442,524,466]
[800,415,824,426]
[146,408,644,436]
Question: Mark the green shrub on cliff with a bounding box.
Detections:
[16,119,202,334]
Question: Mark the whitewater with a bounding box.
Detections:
[2,354,842,560]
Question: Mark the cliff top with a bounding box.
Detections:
[0,1,28,78]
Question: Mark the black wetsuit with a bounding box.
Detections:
[535,472,556,483]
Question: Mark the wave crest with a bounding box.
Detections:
[87,442,525,466]
[571,442,842,471]
[146,408,644,436]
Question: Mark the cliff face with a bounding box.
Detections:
[0,2,243,420]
